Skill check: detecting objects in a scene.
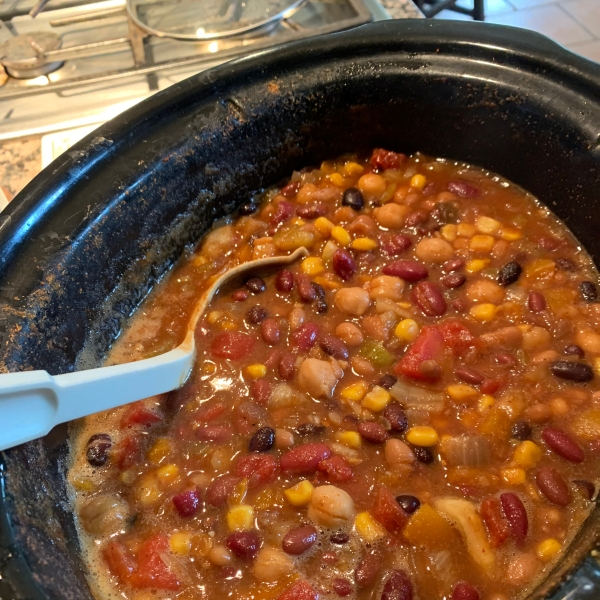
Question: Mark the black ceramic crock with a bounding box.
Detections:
[0,19,598,600]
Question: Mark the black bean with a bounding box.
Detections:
[246,277,266,294]
[378,374,397,390]
[498,261,522,286]
[573,479,595,501]
[320,335,349,360]
[86,434,111,467]
[549,361,594,382]
[246,306,267,325]
[342,187,364,211]
[249,427,275,452]
[580,281,598,302]
[383,402,408,433]
[431,202,459,225]
[238,202,257,215]
[395,495,420,514]
[412,446,434,464]
[330,531,350,544]
[312,282,327,313]
[295,423,327,437]
[564,344,584,358]
[556,258,577,271]
[511,421,532,441]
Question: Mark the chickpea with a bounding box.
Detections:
[254,547,294,582]
[351,356,376,376]
[208,545,232,566]
[550,397,569,415]
[297,358,340,399]
[524,403,552,423]
[357,173,387,199]
[275,429,295,449]
[393,185,409,203]
[296,183,318,204]
[362,315,391,342]
[531,350,559,364]
[506,553,540,586]
[522,326,551,351]
[575,328,600,354]
[79,494,129,535]
[334,287,371,316]
[288,307,306,331]
[368,275,404,302]
[307,485,355,527]
[333,206,356,224]
[385,439,416,472]
[372,204,410,229]
[465,279,505,304]
[415,238,454,264]
[335,322,364,346]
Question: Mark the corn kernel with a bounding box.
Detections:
[320,160,336,174]
[351,237,378,251]
[465,259,490,273]
[405,426,439,447]
[476,215,502,235]
[478,394,495,413]
[446,384,479,402]
[361,386,391,412]
[71,476,96,492]
[207,311,222,325]
[329,173,345,187]
[537,538,561,561]
[156,464,179,486]
[335,431,362,448]
[341,381,369,401]
[469,303,498,322]
[138,475,161,505]
[331,226,351,247]
[313,276,342,290]
[594,357,600,377]
[410,174,427,190]
[344,161,365,176]
[500,227,523,241]
[191,533,213,558]
[457,223,477,237]
[220,320,236,330]
[395,319,419,342]
[469,234,495,253]
[355,512,386,542]
[246,364,267,379]
[301,257,325,275]
[147,438,172,464]
[501,468,527,485]
[315,217,335,236]
[170,531,193,556]
[284,480,314,506]
[226,504,255,532]
[525,259,555,280]
[513,441,542,469]
[440,224,457,242]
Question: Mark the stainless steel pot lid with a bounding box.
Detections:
[126,0,306,40]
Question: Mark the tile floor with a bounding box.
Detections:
[430,0,600,63]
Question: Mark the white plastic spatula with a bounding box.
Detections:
[0,247,309,451]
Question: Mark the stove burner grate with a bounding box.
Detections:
[0,31,64,79]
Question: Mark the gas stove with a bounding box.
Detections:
[0,0,393,140]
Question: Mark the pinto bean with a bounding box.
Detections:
[385,439,416,471]
[466,280,504,304]
[541,428,585,463]
[308,485,355,527]
[355,554,379,588]
[282,525,317,555]
[373,204,410,229]
[358,422,388,444]
[320,335,349,360]
[536,466,571,506]
[441,273,466,288]
[500,493,528,542]
[415,238,454,264]
[411,281,447,317]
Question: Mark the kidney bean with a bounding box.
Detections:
[498,261,522,286]
[330,532,350,544]
[495,351,518,367]
[246,277,267,294]
[451,582,480,600]
[282,525,317,555]
[270,201,295,226]
[510,421,532,441]
[278,353,296,380]
[555,257,576,271]
[381,233,412,256]
[358,422,388,444]
[411,281,447,317]
[371,149,407,170]
[378,374,398,389]
[443,257,465,273]
[342,187,364,211]
[232,289,249,301]
[580,281,598,302]
[280,442,331,473]
[382,259,428,282]
[447,179,481,198]
[319,335,349,360]
[405,210,429,228]
[235,401,267,435]
[86,434,111,467]
[235,454,278,488]
[226,531,261,559]
[549,361,594,382]
[196,425,234,443]
[528,291,546,313]
[295,423,327,437]
[173,488,202,517]
[239,201,258,215]
[296,274,317,302]
[251,379,271,404]
[563,344,584,357]
[383,402,408,433]
[206,475,240,507]
[412,446,434,464]
[536,466,571,506]
[396,495,420,514]
[573,479,595,500]
[381,570,413,600]
[296,203,327,219]
[500,493,528,543]
[292,322,319,350]
[261,318,281,345]
[247,306,268,324]
[322,552,339,564]
[441,273,466,288]
[333,578,353,597]
[276,270,294,292]
[355,554,379,588]
[454,366,484,385]
[249,427,276,452]
[542,427,585,463]
[333,249,357,281]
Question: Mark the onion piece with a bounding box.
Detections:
[440,435,490,467]
[389,379,445,413]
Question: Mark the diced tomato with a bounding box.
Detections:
[234,454,279,488]
[394,326,448,382]
[480,497,511,548]
[120,401,162,428]
[318,456,353,482]
[116,435,142,470]
[130,535,180,590]
[371,487,408,534]
[173,488,202,517]
[104,540,136,583]
[280,443,331,474]
[194,401,226,422]
[437,319,475,356]
[277,579,319,600]
[370,148,407,171]
[211,332,255,360]
[251,379,271,405]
